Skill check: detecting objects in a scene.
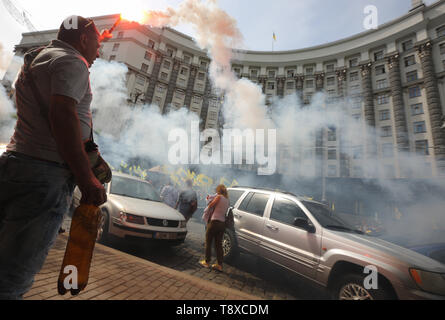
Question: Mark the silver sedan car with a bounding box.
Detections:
[72,172,187,245]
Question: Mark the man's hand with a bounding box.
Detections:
[78,175,107,206]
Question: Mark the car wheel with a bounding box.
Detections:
[333,273,393,300]
[97,210,109,244]
[223,228,239,262]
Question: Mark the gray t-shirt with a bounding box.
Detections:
[7,40,92,163]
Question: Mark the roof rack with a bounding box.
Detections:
[230,186,301,198]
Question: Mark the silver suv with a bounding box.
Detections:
[222,187,445,300]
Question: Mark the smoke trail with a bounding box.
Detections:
[0,43,12,79]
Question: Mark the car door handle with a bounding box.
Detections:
[266,224,279,231]
[234,213,242,219]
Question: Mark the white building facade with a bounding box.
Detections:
[3,0,445,179]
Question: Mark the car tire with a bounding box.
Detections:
[97,209,110,244]
[223,228,239,262]
[332,273,393,300]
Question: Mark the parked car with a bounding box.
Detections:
[71,172,187,245]
[222,187,445,300]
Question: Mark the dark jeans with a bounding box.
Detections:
[205,220,225,266]
[0,152,75,300]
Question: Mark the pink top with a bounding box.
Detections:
[210,195,230,223]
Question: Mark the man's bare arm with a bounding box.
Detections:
[49,95,106,206]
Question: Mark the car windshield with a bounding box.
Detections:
[302,201,364,234]
[111,176,161,202]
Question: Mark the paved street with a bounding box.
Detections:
[69,217,330,300]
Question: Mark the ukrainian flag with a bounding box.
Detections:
[273,32,277,41]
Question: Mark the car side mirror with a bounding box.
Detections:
[294,218,316,233]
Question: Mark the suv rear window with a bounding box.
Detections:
[238,192,269,216]
[228,190,245,207]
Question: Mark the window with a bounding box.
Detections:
[160,72,168,80]
[415,140,429,156]
[200,60,208,68]
[267,82,275,90]
[382,143,394,158]
[328,149,337,160]
[163,60,171,69]
[440,43,445,55]
[144,51,152,61]
[380,110,390,121]
[234,68,241,76]
[381,126,392,137]
[228,190,245,207]
[377,94,389,105]
[238,192,269,216]
[148,40,155,48]
[180,67,188,76]
[286,81,294,89]
[414,121,426,134]
[352,114,362,121]
[197,72,205,81]
[184,55,191,64]
[156,85,165,93]
[402,40,413,51]
[117,32,124,39]
[167,48,174,58]
[305,67,314,75]
[350,72,359,81]
[251,69,258,77]
[436,25,445,38]
[270,197,307,226]
[375,65,386,75]
[376,79,388,89]
[141,63,148,73]
[326,64,335,73]
[349,58,359,67]
[268,70,276,78]
[374,51,384,61]
[306,80,314,88]
[328,128,336,141]
[350,84,360,93]
[409,86,421,98]
[136,75,145,86]
[175,91,185,100]
[327,77,335,86]
[351,97,362,109]
[109,55,116,61]
[406,70,418,82]
[112,43,120,51]
[405,55,416,67]
[411,103,424,116]
[353,146,363,159]
[287,69,295,77]
[328,165,337,177]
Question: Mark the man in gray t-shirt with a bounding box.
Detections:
[0,16,107,299]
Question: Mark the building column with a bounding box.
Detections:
[295,75,304,103]
[315,73,325,200]
[418,41,445,175]
[145,53,163,106]
[336,68,349,177]
[200,77,212,131]
[361,62,378,176]
[277,77,286,98]
[387,53,410,153]
[184,65,198,110]
[163,59,181,114]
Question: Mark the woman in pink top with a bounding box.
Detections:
[199,185,230,272]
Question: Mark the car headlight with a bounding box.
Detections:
[179,221,187,228]
[409,269,445,296]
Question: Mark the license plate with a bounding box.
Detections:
[155,232,177,240]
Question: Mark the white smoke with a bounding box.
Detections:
[0,84,15,143]
[0,43,12,80]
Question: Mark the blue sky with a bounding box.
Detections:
[0,0,438,55]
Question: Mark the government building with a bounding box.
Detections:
[3,0,445,181]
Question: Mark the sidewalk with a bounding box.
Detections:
[24,234,260,300]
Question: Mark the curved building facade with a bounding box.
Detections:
[4,0,445,179]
